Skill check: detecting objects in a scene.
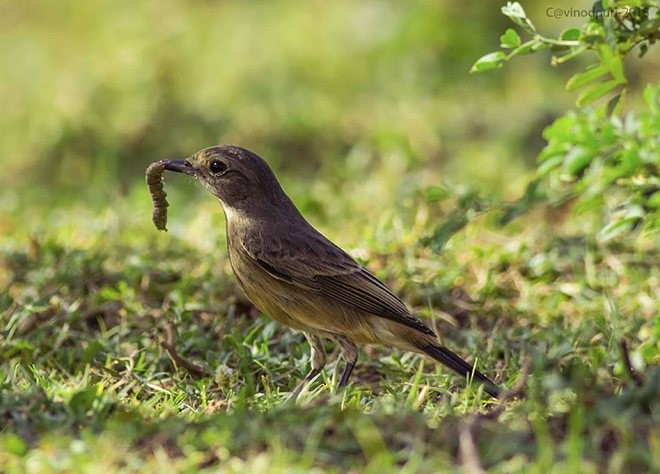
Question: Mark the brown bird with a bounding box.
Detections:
[160,145,501,398]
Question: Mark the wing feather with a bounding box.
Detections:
[240,231,435,337]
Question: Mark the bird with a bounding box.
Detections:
[159,145,501,399]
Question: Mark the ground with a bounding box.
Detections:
[1,192,657,472]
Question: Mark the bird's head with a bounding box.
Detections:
[163,145,292,216]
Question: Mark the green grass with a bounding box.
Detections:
[1,191,657,472]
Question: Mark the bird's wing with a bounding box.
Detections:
[240,230,435,337]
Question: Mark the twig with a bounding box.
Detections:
[480,357,530,420]
[619,339,644,387]
[160,322,207,378]
[459,418,485,474]
[458,357,530,472]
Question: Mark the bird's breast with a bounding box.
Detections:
[226,236,308,330]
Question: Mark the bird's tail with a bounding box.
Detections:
[418,342,501,398]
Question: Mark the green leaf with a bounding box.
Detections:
[422,210,468,253]
[560,28,581,41]
[574,194,604,214]
[614,148,642,178]
[538,155,563,176]
[69,386,98,416]
[81,339,105,365]
[576,80,622,107]
[599,45,626,83]
[497,178,543,225]
[563,147,595,176]
[583,22,605,40]
[606,90,626,117]
[456,187,482,209]
[425,185,450,202]
[648,191,660,209]
[643,84,659,114]
[470,51,507,73]
[566,65,609,91]
[5,434,28,456]
[598,43,615,63]
[609,57,625,83]
[599,216,642,241]
[500,28,521,49]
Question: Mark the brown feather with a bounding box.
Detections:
[156,145,501,397]
[238,226,436,338]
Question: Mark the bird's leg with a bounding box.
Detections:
[335,336,359,388]
[289,333,326,399]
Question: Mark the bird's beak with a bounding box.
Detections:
[162,159,196,176]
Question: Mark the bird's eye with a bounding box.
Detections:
[210,160,227,174]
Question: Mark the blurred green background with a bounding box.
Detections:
[7,0,658,244]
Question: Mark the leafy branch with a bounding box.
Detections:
[423,1,658,251]
[471,0,658,110]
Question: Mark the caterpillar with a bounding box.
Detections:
[145,161,169,231]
